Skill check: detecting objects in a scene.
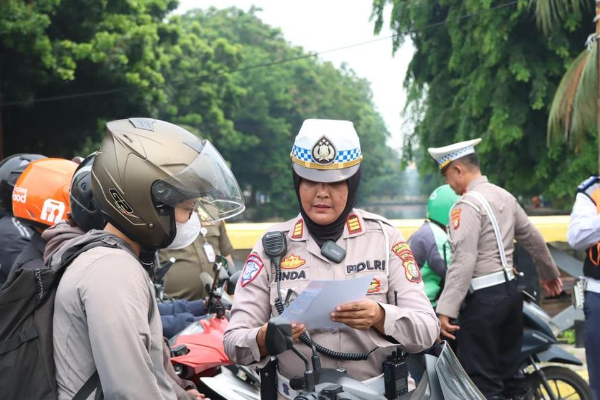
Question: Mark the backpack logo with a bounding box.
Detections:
[40,199,66,224]
[109,188,138,218]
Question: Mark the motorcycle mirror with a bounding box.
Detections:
[221,291,233,309]
[227,271,241,295]
[265,316,294,356]
[218,265,229,282]
[200,272,213,294]
[213,255,228,273]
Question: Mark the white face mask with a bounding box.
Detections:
[167,212,201,250]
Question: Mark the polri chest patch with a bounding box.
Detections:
[346,259,386,273]
[241,254,264,287]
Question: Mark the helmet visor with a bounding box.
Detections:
[153,141,245,221]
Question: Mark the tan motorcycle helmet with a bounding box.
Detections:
[92,118,245,248]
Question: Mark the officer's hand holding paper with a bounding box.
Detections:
[280,274,374,329]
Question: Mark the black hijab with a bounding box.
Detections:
[293,168,362,247]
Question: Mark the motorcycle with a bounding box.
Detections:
[167,255,260,398]
[263,316,486,400]
[521,291,591,400]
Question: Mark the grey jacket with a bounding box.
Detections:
[52,230,177,400]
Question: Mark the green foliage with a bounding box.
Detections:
[0,0,239,159]
[548,44,597,147]
[557,328,575,345]
[529,0,590,35]
[372,0,594,208]
[0,3,399,221]
[186,7,399,220]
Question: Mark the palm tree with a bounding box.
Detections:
[543,0,598,169]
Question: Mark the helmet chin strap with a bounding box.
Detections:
[139,247,158,278]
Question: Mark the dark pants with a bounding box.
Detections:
[584,291,600,400]
[456,280,524,399]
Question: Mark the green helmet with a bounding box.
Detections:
[426,184,460,226]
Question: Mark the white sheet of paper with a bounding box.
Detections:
[280,274,374,329]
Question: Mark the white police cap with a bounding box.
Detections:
[290,119,363,183]
[428,138,482,171]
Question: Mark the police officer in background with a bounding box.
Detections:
[160,219,235,301]
[224,119,439,399]
[567,176,600,400]
[0,154,45,286]
[428,138,563,400]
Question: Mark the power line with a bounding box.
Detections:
[0,1,519,107]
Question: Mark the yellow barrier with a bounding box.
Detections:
[226,215,571,250]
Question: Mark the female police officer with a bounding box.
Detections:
[224,119,439,399]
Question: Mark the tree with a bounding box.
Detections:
[185,7,399,219]
[0,0,241,159]
[372,0,594,207]
[543,0,599,173]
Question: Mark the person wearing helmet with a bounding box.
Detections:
[408,185,459,308]
[7,158,78,279]
[224,119,439,399]
[52,118,243,400]
[428,139,562,400]
[0,154,46,286]
[42,153,209,400]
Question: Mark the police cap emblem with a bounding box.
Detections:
[312,136,336,165]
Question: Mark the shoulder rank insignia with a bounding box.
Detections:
[292,219,303,239]
[281,254,306,269]
[578,176,600,199]
[391,241,422,283]
[346,214,362,234]
[578,176,600,191]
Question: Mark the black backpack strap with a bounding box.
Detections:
[73,371,100,400]
[0,326,38,355]
[58,234,136,272]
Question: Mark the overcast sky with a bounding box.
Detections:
[175,0,414,151]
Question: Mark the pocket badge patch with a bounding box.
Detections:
[367,277,382,293]
[281,254,306,269]
[241,254,264,287]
